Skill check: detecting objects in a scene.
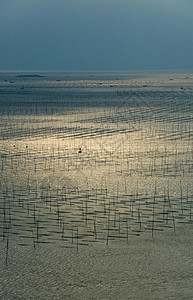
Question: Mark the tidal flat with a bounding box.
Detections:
[0,71,193,299]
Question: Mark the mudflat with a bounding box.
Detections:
[1,71,193,299]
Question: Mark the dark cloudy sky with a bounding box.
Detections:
[0,0,193,71]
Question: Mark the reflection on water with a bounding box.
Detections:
[0,71,193,263]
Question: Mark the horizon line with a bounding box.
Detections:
[1,68,193,73]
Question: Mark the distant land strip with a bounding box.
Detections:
[15,74,46,78]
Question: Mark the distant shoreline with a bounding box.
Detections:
[15,74,46,78]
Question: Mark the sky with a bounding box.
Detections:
[0,0,193,71]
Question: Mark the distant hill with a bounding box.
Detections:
[15,74,46,78]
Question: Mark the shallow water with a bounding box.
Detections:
[0,71,193,299]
